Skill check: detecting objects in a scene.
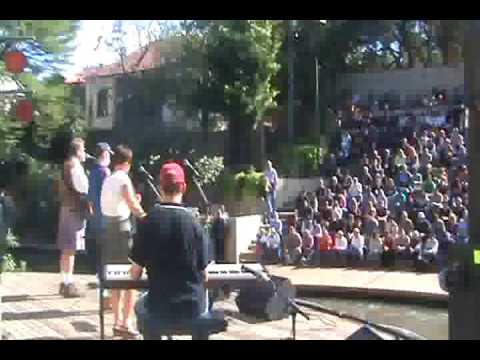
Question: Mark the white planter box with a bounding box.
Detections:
[224,215,263,264]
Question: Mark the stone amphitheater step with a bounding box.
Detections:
[239,251,257,263]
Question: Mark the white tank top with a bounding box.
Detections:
[101,170,133,219]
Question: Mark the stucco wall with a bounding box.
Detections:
[336,64,464,107]
[85,76,115,130]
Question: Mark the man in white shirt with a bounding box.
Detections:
[56,138,89,298]
[348,177,363,200]
[267,228,282,262]
[334,230,348,251]
[264,160,279,218]
[349,228,365,259]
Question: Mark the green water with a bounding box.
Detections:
[304,297,448,340]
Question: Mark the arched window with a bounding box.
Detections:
[97,88,111,117]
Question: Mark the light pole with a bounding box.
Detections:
[314,56,320,135]
[287,20,297,144]
[314,21,327,138]
[289,20,327,144]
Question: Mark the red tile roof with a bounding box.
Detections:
[64,75,86,85]
[66,40,170,84]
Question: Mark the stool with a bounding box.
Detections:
[138,311,228,340]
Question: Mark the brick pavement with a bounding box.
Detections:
[1,272,362,340]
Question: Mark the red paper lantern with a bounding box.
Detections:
[5,51,28,74]
[15,99,33,124]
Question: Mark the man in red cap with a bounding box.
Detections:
[129,161,211,339]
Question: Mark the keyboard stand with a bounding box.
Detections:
[99,248,105,340]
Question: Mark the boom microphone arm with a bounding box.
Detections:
[137,165,162,203]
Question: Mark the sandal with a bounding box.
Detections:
[113,325,140,339]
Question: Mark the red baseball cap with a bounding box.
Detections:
[160,162,186,189]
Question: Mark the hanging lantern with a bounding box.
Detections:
[4,50,28,74]
[15,99,33,124]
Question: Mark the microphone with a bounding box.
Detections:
[85,153,96,160]
[138,165,154,182]
[241,265,272,284]
[183,159,201,178]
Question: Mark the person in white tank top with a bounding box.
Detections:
[101,170,134,220]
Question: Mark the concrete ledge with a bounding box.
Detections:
[267,266,448,306]
[296,285,448,306]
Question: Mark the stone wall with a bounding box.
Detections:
[336,64,464,107]
[276,177,322,208]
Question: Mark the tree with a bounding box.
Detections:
[180,20,282,169]
[101,20,182,74]
[431,20,464,65]
[175,20,214,140]
[0,20,82,159]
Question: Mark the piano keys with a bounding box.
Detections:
[101,263,267,290]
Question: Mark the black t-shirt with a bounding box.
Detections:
[211,217,226,261]
[129,202,209,319]
[416,219,432,235]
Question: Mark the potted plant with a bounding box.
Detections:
[222,167,267,216]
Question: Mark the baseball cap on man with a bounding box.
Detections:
[96,142,114,155]
[160,162,186,190]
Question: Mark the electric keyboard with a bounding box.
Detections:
[101,263,266,290]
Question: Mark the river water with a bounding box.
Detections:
[303,297,448,340]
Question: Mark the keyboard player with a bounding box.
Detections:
[129,161,211,339]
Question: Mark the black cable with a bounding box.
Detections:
[294,298,426,340]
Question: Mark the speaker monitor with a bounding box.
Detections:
[235,276,296,321]
[346,325,390,340]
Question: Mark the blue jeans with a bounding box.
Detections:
[347,246,364,259]
[266,191,276,217]
[135,290,210,340]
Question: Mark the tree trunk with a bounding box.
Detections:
[426,38,433,67]
[227,116,254,171]
[201,108,209,142]
[407,48,417,69]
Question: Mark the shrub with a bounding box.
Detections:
[147,154,224,186]
[0,230,20,273]
[223,167,267,200]
[11,156,61,242]
[193,156,224,187]
[276,143,324,177]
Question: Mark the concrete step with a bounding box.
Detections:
[239,251,257,263]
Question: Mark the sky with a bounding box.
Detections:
[62,20,175,80]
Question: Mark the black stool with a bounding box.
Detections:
[138,311,228,340]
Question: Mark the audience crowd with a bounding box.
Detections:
[257,123,469,271]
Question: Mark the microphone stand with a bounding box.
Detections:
[138,168,162,204]
[242,265,309,340]
[190,174,210,214]
[144,175,163,203]
[183,164,215,314]
[287,297,310,340]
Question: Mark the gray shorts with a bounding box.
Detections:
[56,206,86,252]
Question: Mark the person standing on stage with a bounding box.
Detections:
[101,145,146,338]
[56,137,89,298]
[211,206,228,262]
[264,160,279,218]
[130,161,211,339]
[86,142,113,273]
